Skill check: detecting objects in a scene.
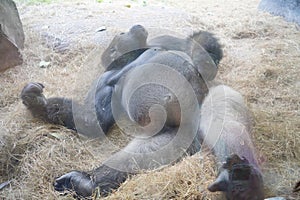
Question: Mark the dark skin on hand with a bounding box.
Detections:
[208,154,264,200]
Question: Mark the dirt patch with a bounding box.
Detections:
[0,0,299,199]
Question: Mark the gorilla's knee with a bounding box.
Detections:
[101,25,148,68]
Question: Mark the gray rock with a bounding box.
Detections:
[258,0,300,25]
[0,0,24,72]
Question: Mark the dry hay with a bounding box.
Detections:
[0,0,299,199]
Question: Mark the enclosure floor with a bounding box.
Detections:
[0,0,299,199]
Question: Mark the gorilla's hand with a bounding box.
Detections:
[21,82,46,108]
[54,171,95,197]
[208,154,264,200]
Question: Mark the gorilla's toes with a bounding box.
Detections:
[21,82,44,95]
[21,82,46,108]
[53,173,72,192]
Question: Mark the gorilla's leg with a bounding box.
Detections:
[54,126,176,197]
[21,82,114,137]
[200,85,264,200]
[54,127,201,197]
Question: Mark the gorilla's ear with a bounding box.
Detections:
[207,170,229,192]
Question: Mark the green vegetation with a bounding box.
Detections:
[15,0,56,5]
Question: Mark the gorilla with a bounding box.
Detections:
[21,25,264,199]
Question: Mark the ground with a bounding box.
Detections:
[0,0,299,199]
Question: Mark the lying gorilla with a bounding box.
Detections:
[21,25,264,199]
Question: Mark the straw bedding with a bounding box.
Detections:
[0,0,299,199]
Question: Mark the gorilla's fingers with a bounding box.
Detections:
[208,170,229,192]
[21,82,44,96]
[208,154,264,200]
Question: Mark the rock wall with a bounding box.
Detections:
[0,0,24,72]
[259,0,300,25]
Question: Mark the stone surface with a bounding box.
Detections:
[0,0,24,72]
[0,29,23,71]
[24,2,198,54]
[258,0,300,25]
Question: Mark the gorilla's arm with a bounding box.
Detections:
[200,85,264,200]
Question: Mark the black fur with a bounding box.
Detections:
[21,25,224,198]
[189,31,223,65]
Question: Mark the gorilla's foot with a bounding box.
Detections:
[21,82,46,107]
[21,82,48,118]
[208,154,264,200]
[21,82,75,129]
[54,171,95,197]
